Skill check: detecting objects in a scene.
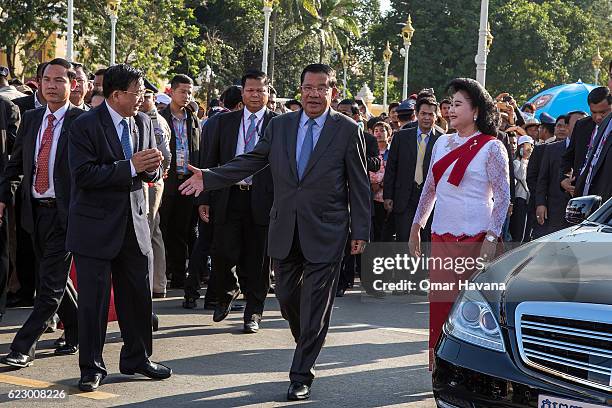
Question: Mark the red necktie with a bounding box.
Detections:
[34,114,56,194]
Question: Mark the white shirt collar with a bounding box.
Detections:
[105,101,128,128]
[299,108,329,129]
[43,101,70,123]
[243,106,267,123]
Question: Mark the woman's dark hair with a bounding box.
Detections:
[446,78,499,135]
[103,64,144,98]
[300,63,337,88]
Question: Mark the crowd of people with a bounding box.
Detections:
[0,56,610,401]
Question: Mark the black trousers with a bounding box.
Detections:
[0,204,7,316]
[159,192,195,285]
[372,201,386,242]
[510,197,528,242]
[393,186,426,242]
[11,204,78,357]
[74,215,152,377]
[15,187,37,301]
[210,187,269,320]
[274,228,341,385]
[184,218,213,301]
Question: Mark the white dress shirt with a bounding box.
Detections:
[235,106,266,185]
[105,102,137,176]
[32,102,69,199]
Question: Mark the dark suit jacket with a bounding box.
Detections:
[12,94,37,115]
[497,130,516,200]
[159,105,200,196]
[560,116,596,182]
[575,113,612,202]
[364,132,381,172]
[0,104,83,233]
[67,103,161,259]
[383,126,442,214]
[0,96,20,163]
[535,139,571,230]
[526,143,547,209]
[202,108,276,226]
[202,109,370,263]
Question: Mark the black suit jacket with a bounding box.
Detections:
[575,113,612,202]
[0,96,20,165]
[526,143,547,209]
[0,104,83,233]
[535,140,571,229]
[364,132,381,173]
[560,116,596,182]
[383,126,442,213]
[12,94,37,115]
[159,106,200,196]
[203,108,276,226]
[202,109,370,263]
[66,103,161,259]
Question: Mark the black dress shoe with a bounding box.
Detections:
[287,381,311,401]
[213,291,240,322]
[78,373,105,392]
[1,351,33,368]
[183,298,197,309]
[151,313,159,332]
[54,335,66,348]
[120,360,172,379]
[54,344,78,356]
[243,315,261,334]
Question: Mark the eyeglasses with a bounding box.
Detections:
[122,89,146,98]
[301,85,331,95]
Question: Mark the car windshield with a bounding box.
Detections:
[589,198,612,226]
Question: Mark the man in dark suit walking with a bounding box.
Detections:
[179,64,370,401]
[383,96,442,242]
[560,87,612,196]
[158,75,200,289]
[198,70,276,333]
[0,59,81,367]
[575,111,612,202]
[67,64,170,392]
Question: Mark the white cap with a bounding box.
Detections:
[517,135,534,146]
[155,93,172,105]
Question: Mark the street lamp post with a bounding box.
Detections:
[382,41,392,112]
[262,0,274,74]
[400,15,414,100]
[475,0,490,86]
[105,0,121,66]
[592,47,603,84]
[342,53,349,98]
[67,0,74,61]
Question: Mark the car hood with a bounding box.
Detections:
[472,223,612,327]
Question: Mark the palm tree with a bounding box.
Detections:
[297,0,361,63]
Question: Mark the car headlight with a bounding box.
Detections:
[445,289,505,352]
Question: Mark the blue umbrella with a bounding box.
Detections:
[526,80,597,119]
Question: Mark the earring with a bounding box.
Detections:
[473,115,478,121]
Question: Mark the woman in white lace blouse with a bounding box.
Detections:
[408,78,511,365]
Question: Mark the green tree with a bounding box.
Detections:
[0,0,65,77]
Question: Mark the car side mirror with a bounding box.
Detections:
[565,195,602,224]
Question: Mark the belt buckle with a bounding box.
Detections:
[239,184,250,191]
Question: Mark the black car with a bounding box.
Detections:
[433,195,612,408]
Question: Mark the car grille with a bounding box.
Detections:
[515,302,612,392]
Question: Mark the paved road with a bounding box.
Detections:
[0,287,436,407]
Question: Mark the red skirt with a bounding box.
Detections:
[428,231,486,352]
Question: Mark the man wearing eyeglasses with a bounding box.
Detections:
[158,74,201,290]
[69,63,93,111]
[179,63,370,401]
[67,63,169,392]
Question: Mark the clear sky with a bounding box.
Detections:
[380,0,392,14]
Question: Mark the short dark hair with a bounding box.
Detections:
[241,69,268,88]
[555,114,567,125]
[439,98,451,107]
[366,116,380,131]
[36,62,48,80]
[285,99,302,109]
[43,58,76,80]
[71,61,89,77]
[102,64,144,98]
[220,85,243,110]
[338,98,356,107]
[373,121,392,135]
[300,63,337,88]
[540,122,555,135]
[446,77,499,135]
[94,68,107,77]
[417,88,435,101]
[388,102,400,111]
[170,74,194,89]
[416,96,438,113]
[587,86,611,105]
[567,110,588,120]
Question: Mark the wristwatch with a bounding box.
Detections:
[485,234,497,243]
